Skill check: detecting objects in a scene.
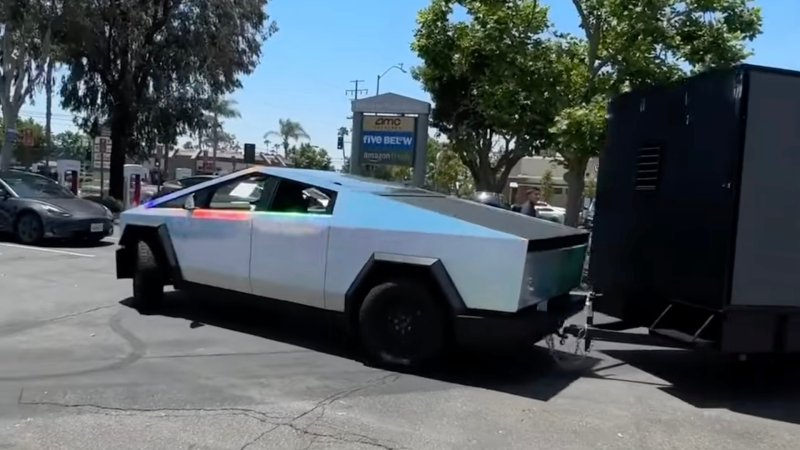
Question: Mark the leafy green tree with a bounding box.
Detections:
[289,143,332,171]
[412,0,566,192]
[426,139,471,195]
[540,169,555,203]
[584,177,596,200]
[58,0,276,200]
[371,165,411,183]
[264,119,309,156]
[0,0,55,170]
[0,117,46,167]
[53,130,88,160]
[201,130,239,153]
[552,0,762,225]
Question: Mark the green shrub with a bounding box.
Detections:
[83,195,124,213]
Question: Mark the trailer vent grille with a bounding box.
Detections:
[635,146,662,191]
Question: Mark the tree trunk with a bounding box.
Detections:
[0,104,19,170]
[45,59,53,162]
[212,114,219,173]
[563,159,589,227]
[109,108,132,201]
[163,143,170,177]
[473,159,498,192]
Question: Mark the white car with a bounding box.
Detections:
[535,202,566,223]
[115,167,589,368]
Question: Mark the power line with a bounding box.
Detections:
[345,80,368,101]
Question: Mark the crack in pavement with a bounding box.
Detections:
[18,374,401,449]
[0,311,145,381]
[239,373,402,450]
[0,305,117,338]
[17,397,287,425]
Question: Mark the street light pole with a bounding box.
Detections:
[376,63,406,95]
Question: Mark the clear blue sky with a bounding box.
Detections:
[24,0,800,167]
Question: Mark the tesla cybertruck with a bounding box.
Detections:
[115,167,589,367]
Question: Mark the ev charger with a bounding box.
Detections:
[56,159,81,195]
[123,164,147,210]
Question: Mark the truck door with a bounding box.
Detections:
[249,178,334,309]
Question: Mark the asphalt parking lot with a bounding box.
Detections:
[1,232,799,449]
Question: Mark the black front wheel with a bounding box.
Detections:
[15,212,44,245]
[358,280,447,369]
[132,241,165,309]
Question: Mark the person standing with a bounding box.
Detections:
[519,187,541,218]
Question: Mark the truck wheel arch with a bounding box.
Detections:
[117,224,183,284]
[344,253,467,335]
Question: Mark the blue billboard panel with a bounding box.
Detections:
[361,116,416,166]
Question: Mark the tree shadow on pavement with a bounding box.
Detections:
[120,290,600,403]
[603,348,800,425]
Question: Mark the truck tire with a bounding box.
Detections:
[358,279,447,369]
[132,240,164,309]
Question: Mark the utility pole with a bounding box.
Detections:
[345,80,368,101]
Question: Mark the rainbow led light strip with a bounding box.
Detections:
[144,200,327,221]
[191,209,251,221]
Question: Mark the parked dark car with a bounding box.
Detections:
[151,175,217,199]
[0,170,114,244]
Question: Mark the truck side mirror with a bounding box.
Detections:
[183,194,196,210]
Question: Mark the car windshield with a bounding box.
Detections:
[1,172,75,199]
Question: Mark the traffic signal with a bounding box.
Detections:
[244,143,256,163]
[337,135,344,150]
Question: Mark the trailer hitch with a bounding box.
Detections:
[552,291,600,354]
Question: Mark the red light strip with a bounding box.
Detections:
[191,209,251,221]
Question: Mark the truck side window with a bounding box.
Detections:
[207,174,269,210]
[268,179,335,215]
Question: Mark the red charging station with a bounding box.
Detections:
[123,164,146,210]
[129,173,141,207]
[64,170,79,194]
[56,159,82,195]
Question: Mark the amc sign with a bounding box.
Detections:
[361,115,416,166]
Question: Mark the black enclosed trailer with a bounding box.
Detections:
[588,64,800,355]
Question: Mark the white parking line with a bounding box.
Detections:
[0,243,96,258]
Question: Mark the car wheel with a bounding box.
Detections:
[15,212,44,245]
[132,240,164,309]
[358,279,447,369]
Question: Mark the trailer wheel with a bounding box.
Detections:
[358,279,447,369]
[132,240,164,309]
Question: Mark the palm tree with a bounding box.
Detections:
[202,96,240,171]
[264,119,310,156]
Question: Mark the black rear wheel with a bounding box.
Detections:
[358,280,447,369]
[132,240,165,309]
[15,212,44,245]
